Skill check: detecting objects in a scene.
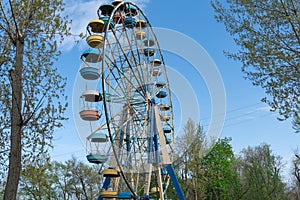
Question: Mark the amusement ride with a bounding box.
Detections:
[78,1,185,199]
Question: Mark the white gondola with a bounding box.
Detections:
[79,91,101,121]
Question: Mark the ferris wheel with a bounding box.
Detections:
[78,1,185,199]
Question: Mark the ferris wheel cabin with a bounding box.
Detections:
[80,49,101,80]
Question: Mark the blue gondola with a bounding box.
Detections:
[144,48,155,57]
[79,49,101,79]
[125,4,137,16]
[81,49,101,63]
[100,16,116,30]
[99,3,115,16]
[163,126,171,133]
[124,17,136,29]
[117,191,132,199]
[86,153,108,164]
[156,91,167,98]
[86,132,108,164]
[80,67,100,80]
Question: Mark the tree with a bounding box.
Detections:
[173,119,206,199]
[70,158,101,200]
[55,158,101,200]
[287,154,300,199]
[201,138,241,200]
[18,158,101,200]
[174,119,240,199]
[237,144,287,199]
[211,0,300,131]
[293,154,300,187]
[293,114,300,133]
[0,1,70,199]
[51,161,74,200]
[18,159,56,199]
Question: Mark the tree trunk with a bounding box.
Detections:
[4,39,24,200]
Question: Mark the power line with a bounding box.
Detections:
[199,102,262,122]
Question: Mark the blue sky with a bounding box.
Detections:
[52,0,299,179]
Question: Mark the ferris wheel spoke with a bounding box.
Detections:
[104,73,144,107]
[122,27,147,89]
[110,28,148,92]
[104,53,148,102]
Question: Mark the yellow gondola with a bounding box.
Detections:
[86,35,104,48]
[102,168,120,177]
[150,187,160,193]
[88,19,105,33]
[161,115,170,121]
[160,104,171,111]
[136,19,147,28]
[100,190,118,198]
[135,30,146,40]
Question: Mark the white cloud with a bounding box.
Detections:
[131,0,151,9]
[256,105,271,112]
[60,0,151,51]
[59,0,103,51]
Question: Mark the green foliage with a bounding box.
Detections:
[8,119,296,200]
[174,119,240,199]
[0,0,71,198]
[211,0,300,130]
[173,119,290,199]
[202,138,242,200]
[237,144,287,200]
[287,154,300,199]
[17,158,101,200]
[293,113,300,133]
[18,158,56,199]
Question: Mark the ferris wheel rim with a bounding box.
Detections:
[100,1,174,197]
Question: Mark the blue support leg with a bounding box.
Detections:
[165,164,185,200]
[98,177,111,200]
